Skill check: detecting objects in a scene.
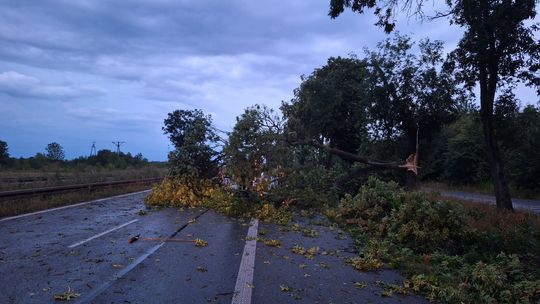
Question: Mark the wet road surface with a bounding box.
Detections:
[0,191,427,303]
[424,188,540,214]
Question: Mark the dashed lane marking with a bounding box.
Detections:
[77,209,209,304]
[67,219,139,248]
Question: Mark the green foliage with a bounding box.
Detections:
[385,193,467,253]
[440,115,487,183]
[223,104,286,191]
[254,203,292,225]
[163,109,219,179]
[269,164,340,209]
[335,177,403,232]
[45,142,65,161]
[347,239,389,271]
[145,178,292,223]
[145,177,247,217]
[282,56,370,153]
[501,105,540,190]
[426,107,540,193]
[332,178,540,303]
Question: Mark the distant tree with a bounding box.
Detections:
[441,116,489,184]
[502,105,540,190]
[329,0,540,210]
[0,140,9,165]
[163,109,220,178]
[45,142,65,161]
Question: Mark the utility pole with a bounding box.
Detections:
[90,141,96,156]
[112,141,125,157]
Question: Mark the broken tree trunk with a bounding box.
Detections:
[290,128,421,190]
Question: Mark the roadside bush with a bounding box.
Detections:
[333,178,540,303]
[335,177,403,233]
[335,177,467,252]
[385,193,467,253]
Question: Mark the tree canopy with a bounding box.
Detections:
[45,142,65,161]
[163,109,220,178]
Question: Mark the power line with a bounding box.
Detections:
[112,141,125,157]
[90,141,96,156]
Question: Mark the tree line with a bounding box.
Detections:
[0,141,149,170]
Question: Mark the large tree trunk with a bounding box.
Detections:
[479,51,514,211]
[479,107,513,211]
[405,171,420,191]
[291,138,421,190]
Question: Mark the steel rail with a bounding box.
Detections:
[0,177,163,199]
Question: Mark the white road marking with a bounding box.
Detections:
[78,210,208,304]
[67,219,139,248]
[78,242,165,304]
[231,218,259,304]
[0,190,150,223]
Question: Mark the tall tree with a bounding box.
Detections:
[163,109,220,178]
[329,0,540,210]
[45,142,65,161]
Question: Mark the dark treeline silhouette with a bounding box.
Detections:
[0,142,151,170]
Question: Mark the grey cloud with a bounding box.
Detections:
[0,71,106,99]
[1,0,508,160]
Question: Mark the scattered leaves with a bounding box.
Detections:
[353,281,367,289]
[291,245,306,255]
[280,284,291,292]
[196,266,207,272]
[302,227,319,238]
[194,238,208,247]
[53,287,80,301]
[305,246,319,259]
[262,238,281,247]
[317,262,330,269]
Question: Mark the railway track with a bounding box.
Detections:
[0,177,163,199]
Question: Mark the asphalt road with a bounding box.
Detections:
[425,188,540,213]
[0,191,427,304]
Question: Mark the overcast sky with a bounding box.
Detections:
[0,0,536,161]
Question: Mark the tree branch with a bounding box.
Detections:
[290,138,405,169]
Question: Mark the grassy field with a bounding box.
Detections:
[0,166,167,191]
[0,165,167,218]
